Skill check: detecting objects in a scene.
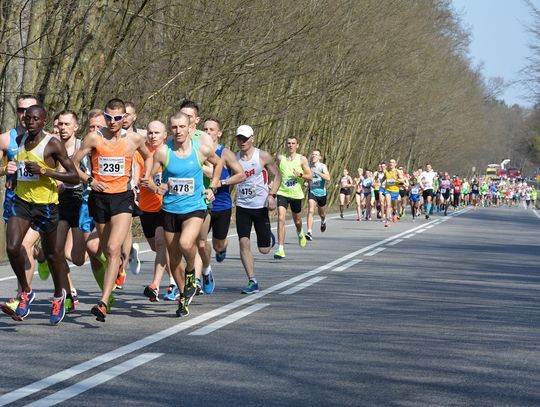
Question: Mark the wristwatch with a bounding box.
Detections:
[209,186,217,194]
[87,176,94,185]
[270,193,277,198]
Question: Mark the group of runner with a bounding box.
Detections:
[0,95,536,325]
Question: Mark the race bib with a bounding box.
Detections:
[411,187,420,195]
[386,178,395,186]
[440,188,446,194]
[238,184,256,199]
[17,162,39,182]
[153,172,162,186]
[98,157,125,176]
[311,178,321,188]
[284,178,297,189]
[168,177,194,195]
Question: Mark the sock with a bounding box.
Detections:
[98,252,107,264]
[93,267,105,290]
[202,266,211,276]
[249,277,258,284]
[321,217,326,224]
[426,203,432,214]
[170,276,176,286]
[308,229,312,234]
[278,245,284,251]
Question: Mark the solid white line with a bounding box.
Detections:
[533,210,540,219]
[387,239,403,246]
[24,353,163,407]
[280,276,327,294]
[189,303,270,336]
[364,247,386,257]
[0,210,467,405]
[333,259,363,272]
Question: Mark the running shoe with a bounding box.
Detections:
[195,279,204,296]
[128,243,141,275]
[50,289,66,325]
[384,221,390,228]
[163,285,179,301]
[14,290,35,321]
[273,247,286,259]
[270,231,276,248]
[241,280,259,294]
[298,233,307,248]
[91,301,108,322]
[425,214,429,219]
[320,220,327,232]
[176,298,189,317]
[37,260,50,280]
[340,213,344,219]
[202,270,215,294]
[144,284,159,302]
[215,249,227,263]
[305,231,313,241]
[64,296,75,314]
[115,269,126,290]
[184,272,197,305]
[71,289,79,305]
[1,298,19,317]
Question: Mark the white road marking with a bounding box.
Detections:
[333,259,363,272]
[189,303,270,335]
[0,210,468,405]
[387,239,403,246]
[402,234,415,239]
[24,353,163,407]
[425,225,435,229]
[365,247,386,257]
[280,276,327,294]
[415,229,427,234]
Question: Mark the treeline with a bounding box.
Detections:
[1,0,535,186]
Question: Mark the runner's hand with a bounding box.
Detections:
[6,161,16,175]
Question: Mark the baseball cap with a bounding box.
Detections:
[236,125,254,138]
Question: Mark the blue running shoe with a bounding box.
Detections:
[202,270,215,294]
[163,285,179,301]
[241,280,259,294]
[50,289,66,325]
[14,290,35,321]
[215,249,227,263]
[195,278,204,297]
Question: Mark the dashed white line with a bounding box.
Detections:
[365,247,386,257]
[281,276,327,294]
[332,259,363,272]
[189,303,270,335]
[24,353,163,407]
[387,239,403,246]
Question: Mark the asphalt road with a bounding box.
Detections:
[0,205,539,407]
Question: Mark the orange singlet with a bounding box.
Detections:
[91,133,133,194]
[137,150,163,212]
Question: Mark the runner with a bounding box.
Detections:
[234,125,280,293]
[360,170,374,221]
[274,136,312,259]
[202,118,246,284]
[72,98,153,322]
[0,95,43,317]
[55,110,88,311]
[139,121,171,302]
[122,101,147,138]
[438,172,452,216]
[380,158,403,227]
[5,105,80,324]
[470,177,480,207]
[353,168,364,221]
[141,112,222,317]
[408,171,422,221]
[419,163,437,219]
[452,175,462,208]
[306,149,330,239]
[337,168,353,219]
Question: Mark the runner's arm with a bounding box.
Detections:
[220,148,246,186]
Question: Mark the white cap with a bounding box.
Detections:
[236,125,254,138]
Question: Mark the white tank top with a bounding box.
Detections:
[236,148,268,209]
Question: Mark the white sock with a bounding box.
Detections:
[202,266,211,276]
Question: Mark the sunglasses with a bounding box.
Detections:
[17,107,27,114]
[104,112,125,122]
[236,136,251,142]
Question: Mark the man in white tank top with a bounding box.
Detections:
[234,125,280,294]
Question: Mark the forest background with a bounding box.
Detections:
[1,0,540,258]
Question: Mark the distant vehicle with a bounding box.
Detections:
[507,167,521,179]
[486,165,499,180]
[497,168,508,179]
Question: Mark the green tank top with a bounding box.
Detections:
[277,154,304,199]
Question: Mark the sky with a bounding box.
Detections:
[452,0,536,107]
